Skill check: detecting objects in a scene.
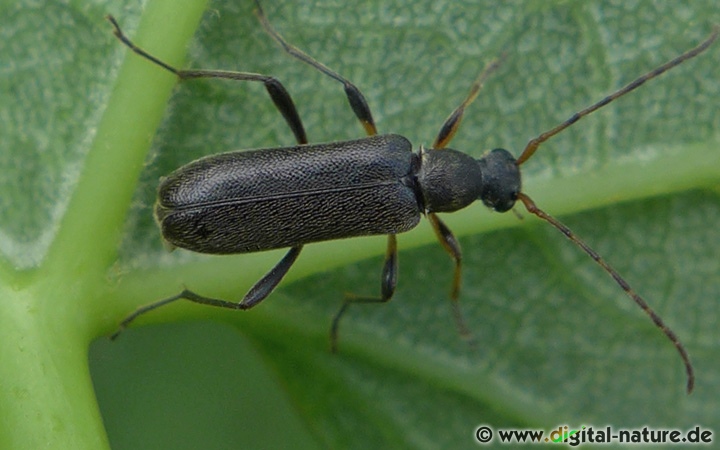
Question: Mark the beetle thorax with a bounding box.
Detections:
[416,147,484,214]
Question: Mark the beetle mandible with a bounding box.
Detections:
[108,1,718,393]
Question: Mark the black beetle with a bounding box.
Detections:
[108,2,718,393]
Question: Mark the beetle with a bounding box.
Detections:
[108,1,717,393]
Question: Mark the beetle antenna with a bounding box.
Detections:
[516,193,694,393]
[515,27,718,166]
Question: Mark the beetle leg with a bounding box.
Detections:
[111,288,248,340]
[241,246,303,308]
[428,213,472,340]
[432,56,503,149]
[106,15,308,145]
[112,246,303,338]
[330,234,397,352]
[254,1,378,136]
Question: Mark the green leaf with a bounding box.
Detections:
[2,0,719,448]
